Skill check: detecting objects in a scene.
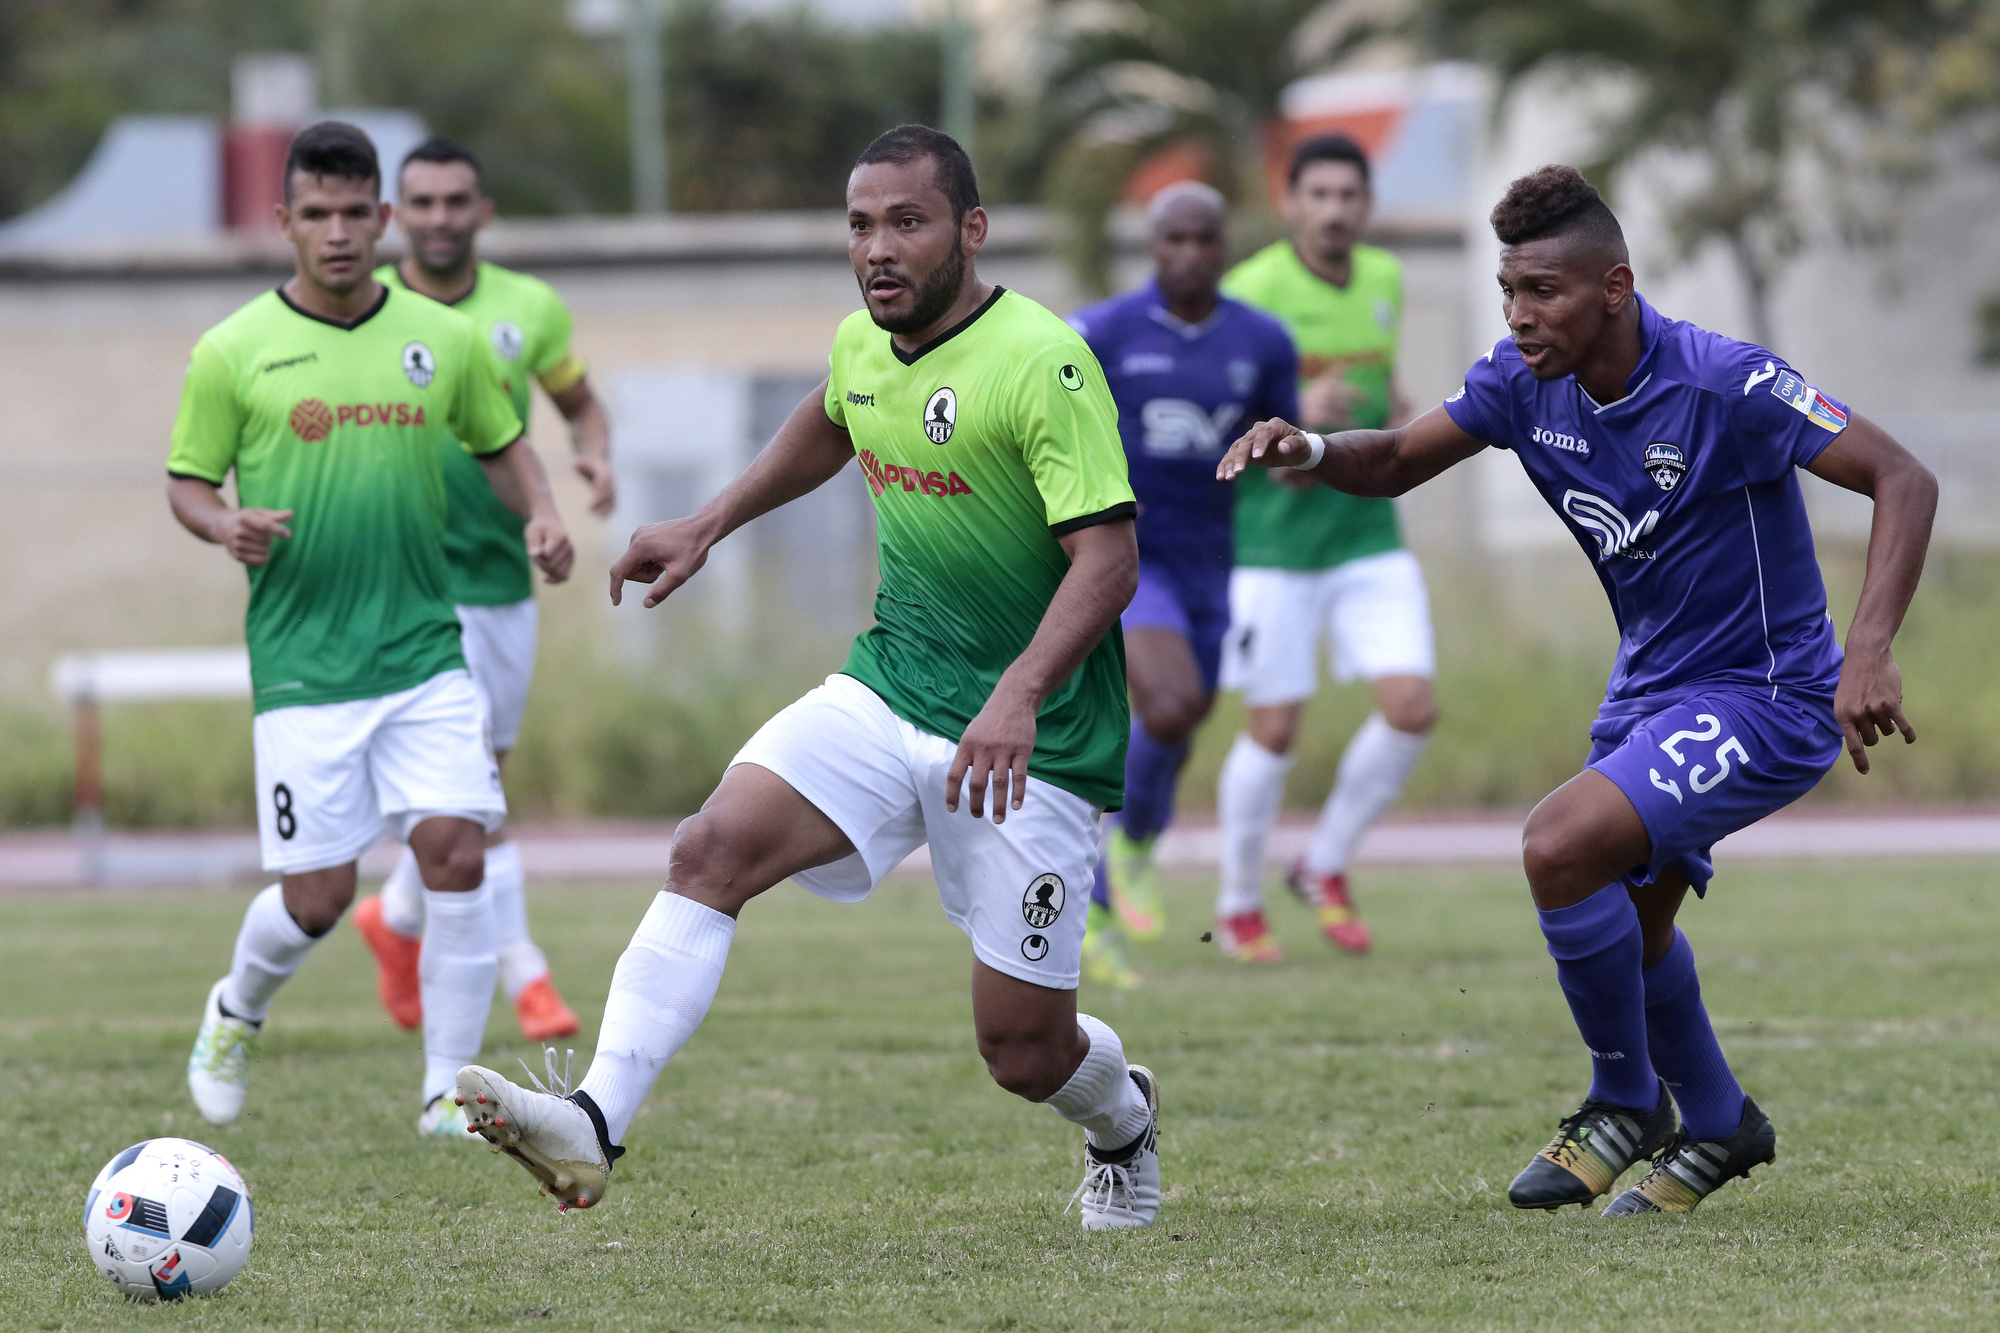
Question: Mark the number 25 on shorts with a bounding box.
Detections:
[1648,714,1748,804]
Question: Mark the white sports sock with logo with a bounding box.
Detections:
[1304,713,1429,876]
[379,843,426,939]
[221,884,317,1022]
[577,892,736,1143]
[419,884,498,1105]
[484,841,548,999]
[1216,733,1294,919]
[1045,1014,1152,1149]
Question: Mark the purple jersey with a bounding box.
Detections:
[1443,295,1847,719]
[1069,281,1299,572]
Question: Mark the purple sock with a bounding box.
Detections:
[1119,722,1188,844]
[1091,855,1111,910]
[1538,884,1658,1110]
[1643,929,1745,1139]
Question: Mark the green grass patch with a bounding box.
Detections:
[5,863,1999,1328]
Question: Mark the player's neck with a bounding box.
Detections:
[1162,288,1219,326]
[888,277,996,355]
[397,254,478,305]
[1573,304,1647,406]
[1292,240,1352,289]
[283,272,385,325]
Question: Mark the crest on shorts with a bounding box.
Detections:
[1643,442,1687,491]
[490,321,525,361]
[1022,874,1066,929]
[923,387,956,443]
[402,340,436,388]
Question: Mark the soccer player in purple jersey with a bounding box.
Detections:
[1067,183,1300,981]
[1220,166,1935,1215]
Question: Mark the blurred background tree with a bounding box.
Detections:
[1416,0,2000,351]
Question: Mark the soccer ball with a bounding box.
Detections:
[82,1137,253,1300]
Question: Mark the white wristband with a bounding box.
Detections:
[1291,432,1326,471]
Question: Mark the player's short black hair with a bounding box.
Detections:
[399,137,483,192]
[1490,164,1628,261]
[1288,133,1370,189]
[284,121,380,202]
[853,124,980,225]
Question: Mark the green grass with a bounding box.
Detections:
[6,863,2000,1329]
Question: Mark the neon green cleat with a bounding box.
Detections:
[1082,904,1142,990]
[1105,829,1164,941]
[418,1094,482,1142]
[187,979,257,1126]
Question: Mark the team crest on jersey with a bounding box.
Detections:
[490,321,524,361]
[1022,874,1066,929]
[1374,298,1396,330]
[1643,442,1687,490]
[401,341,436,388]
[1227,358,1258,397]
[923,386,957,443]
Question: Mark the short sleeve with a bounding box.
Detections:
[166,337,243,483]
[1440,341,1516,449]
[450,327,526,456]
[530,288,587,394]
[1725,349,1847,480]
[1017,345,1135,533]
[823,335,849,431]
[1258,324,1301,424]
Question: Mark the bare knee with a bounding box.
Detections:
[977,1025,1083,1102]
[1246,706,1299,755]
[1376,677,1439,735]
[281,867,356,936]
[666,812,759,914]
[1140,692,1211,748]
[1521,813,1601,911]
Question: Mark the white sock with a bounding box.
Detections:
[1216,733,1294,919]
[380,843,426,939]
[419,884,497,1105]
[577,892,736,1144]
[221,884,316,1023]
[1044,1014,1152,1149]
[485,842,548,999]
[1305,713,1430,876]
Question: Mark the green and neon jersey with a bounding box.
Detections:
[167,285,524,712]
[379,261,587,605]
[825,288,1136,809]
[1222,240,1405,570]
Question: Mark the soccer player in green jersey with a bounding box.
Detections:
[169,122,574,1139]
[1205,133,1439,956]
[352,137,615,1047]
[449,126,1164,1229]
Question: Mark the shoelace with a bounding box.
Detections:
[1624,1129,1694,1191]
[1066,1157,1137,1216]
[193,1015,251,1077]
[518,1046,578,1096]
[1543,1103,1615,1167]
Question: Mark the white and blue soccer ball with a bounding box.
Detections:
[82,1137,253,1300]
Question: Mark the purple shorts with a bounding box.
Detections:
[1588,688,1841,896]
[1122,558,1231,693]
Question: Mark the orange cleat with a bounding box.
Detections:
[353,895,423,1029]
[514,975,580,1041]
[1287,864,1373,955]
[1215,910,1283,963]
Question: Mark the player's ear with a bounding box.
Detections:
[1604,261,1635,313]
[477,195,497,229]
[960,205,988,258]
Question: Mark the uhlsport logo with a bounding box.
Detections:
[923,386,956,443]
[490,321,525,360]
[401,340,436,387]
[1022,873,1066,929]
[1058,363,1085,391]
[289,399,335,442]
[1561,488,1659,562]
[1644,442,1688,491]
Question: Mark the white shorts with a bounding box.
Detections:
[1220,549,1437,707]
[456,598,538,752]
[252,669,507,874]
[732,674,1102,990]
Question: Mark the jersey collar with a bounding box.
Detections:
[277,282,390,331]
[1143,279,1227,339]
[889,285,1006,366]
[1576,293,1663,416]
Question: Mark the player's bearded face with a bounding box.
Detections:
[1498,241,1619,382]
[860,235,966,335]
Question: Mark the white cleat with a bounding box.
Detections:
[186,979,257,1126]
[418,1095,481,1142]
[1070,1065,1162,1231]
[455,1063,616,1211]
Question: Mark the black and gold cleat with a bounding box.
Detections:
[1507,1080,1677,1210]
[1603,1096,1775,1215]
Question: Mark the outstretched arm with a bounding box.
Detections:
[1216,404,1485,497]
[946,517,1138,823]
[609,380,856,608]
[1804,413,1937,772]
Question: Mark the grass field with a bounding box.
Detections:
[6,863,2000,1330]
